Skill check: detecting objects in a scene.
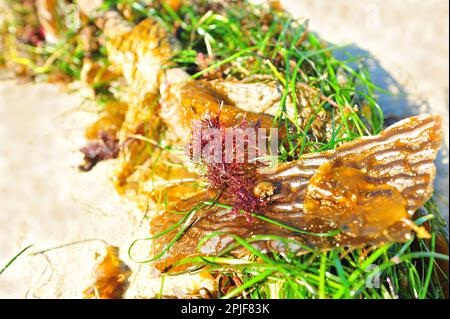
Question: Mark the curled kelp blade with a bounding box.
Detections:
[150,114,442,272]
[150,191,411,273]
[84,246,131,299]
[258,114,443,215]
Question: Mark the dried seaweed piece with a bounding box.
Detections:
[79,130,120,171]
[104,15,180,135]
[87,14,189,194]
[84,246,131,299]
[260,114,443,215]
[150,114,442,272]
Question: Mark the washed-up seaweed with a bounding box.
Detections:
[149,114,442,272]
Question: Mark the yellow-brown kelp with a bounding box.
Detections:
[149,114,442,272]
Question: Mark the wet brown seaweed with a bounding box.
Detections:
[150,114,442,272]
[83,246,131,299]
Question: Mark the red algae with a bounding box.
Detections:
[79,130,120,172]
[187,112,268,219]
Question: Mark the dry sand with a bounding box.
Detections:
[0,0,448,298]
